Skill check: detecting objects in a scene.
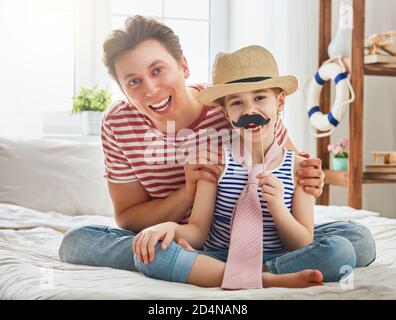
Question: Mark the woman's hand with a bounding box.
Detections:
[184,144,223,203]
[132,222,178,264]
[257,172,285,211]
[296,153,325,197]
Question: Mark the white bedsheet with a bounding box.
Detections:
[1,203,395,300]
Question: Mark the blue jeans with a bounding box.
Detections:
[59,221,376,283]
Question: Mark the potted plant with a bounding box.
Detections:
[328,138,349,171]
[72,85,111,135]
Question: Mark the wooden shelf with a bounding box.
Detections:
[324,169,396,187]
[324,169,348,187]
[364,65,396,77]
[363,172,396,183]
[347,0,365,207]
[317,0,395,209]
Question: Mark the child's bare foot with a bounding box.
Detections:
[262,270,324,288]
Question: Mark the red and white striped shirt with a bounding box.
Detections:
[101,85,288,199]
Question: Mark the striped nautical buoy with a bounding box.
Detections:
[306,58,355,137]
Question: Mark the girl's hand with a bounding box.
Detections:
[184,145,223,203]
[176,238,196,252]
[184,163,220,202]
[257,172,285,210]
[132,222,178,264]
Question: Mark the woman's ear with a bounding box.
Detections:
[180,56,190,79]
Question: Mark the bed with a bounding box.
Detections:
[1,136,396,300]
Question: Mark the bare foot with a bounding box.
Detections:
[262,270,324,288]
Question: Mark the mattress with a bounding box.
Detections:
[0,203,395,299]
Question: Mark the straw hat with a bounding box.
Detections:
[198,45,298,106]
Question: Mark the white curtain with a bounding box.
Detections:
[0,0,76,136]
[261,0,319,155]
[229,0,318,154]
[0,0,111,136]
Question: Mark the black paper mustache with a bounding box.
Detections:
[232,114,270,128]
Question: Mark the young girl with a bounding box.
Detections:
[132,45,357,288]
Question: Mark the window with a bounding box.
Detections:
[0,0,229,136]
[110,0,213,101]
[0,0,75,135]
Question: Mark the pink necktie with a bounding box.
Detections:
[221,140,283,290]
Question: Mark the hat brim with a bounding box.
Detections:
[198,76,298,106]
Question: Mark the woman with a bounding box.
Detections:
[59,16,375,277]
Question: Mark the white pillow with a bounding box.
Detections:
[0,136,113,216]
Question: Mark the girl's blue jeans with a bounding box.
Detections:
[59,221,375,283]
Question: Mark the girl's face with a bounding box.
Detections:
[224,88,284,143]
[115,39,190,124]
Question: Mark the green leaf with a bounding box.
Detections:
[71,84,112,113]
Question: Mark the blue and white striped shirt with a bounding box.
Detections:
[204,144,295,255]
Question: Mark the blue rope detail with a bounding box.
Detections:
[315,72,325,85]
[327,112,339,127]
[334,72,348,85]
[308,106,320,118]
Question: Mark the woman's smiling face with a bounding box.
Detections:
[115,39,190,124]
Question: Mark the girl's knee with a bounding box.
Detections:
[325,221,376,267]
[319,235,356,282]
[134,241,198,283]
[351,223,376,267]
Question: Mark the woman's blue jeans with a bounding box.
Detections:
[59,221,376,283]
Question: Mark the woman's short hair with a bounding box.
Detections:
[103,15,183,85]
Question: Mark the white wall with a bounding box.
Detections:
[228,0,266,50]
[75,0,112,91]
[228,0,319,155]
[228,0,396,218]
